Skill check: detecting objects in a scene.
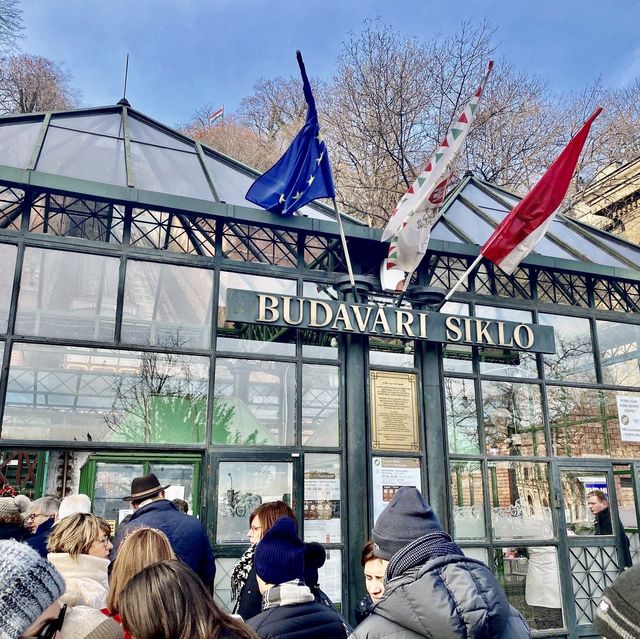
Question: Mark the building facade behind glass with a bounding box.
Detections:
[1,105,639,638]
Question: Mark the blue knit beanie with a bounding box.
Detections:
[372,487,443,560]
[254,517,305,585]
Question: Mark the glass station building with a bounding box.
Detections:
[0,102,639,638]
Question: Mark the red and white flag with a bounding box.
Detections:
[209,106,224,125]
[384,61,493,273]
[481,107,602,275]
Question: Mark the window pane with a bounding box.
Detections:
[122,260,213,349]
[549,386,607,457]
[445,377,479,455]
[371,457,422,523]
[304,453,341,543]
[451,461,485,541]
[213,358,295,446]
[538,314,596,383]
[93,462,144,525]
[602,390,640,459]
[216,461,292,543]
[214,557,238,611]
[597,320,640,387]
[302,365,339,446]
[150,463,196,514]
[489,461,552,540]
[16,248,118,341]
[561,471,611,535]
[0,120,42,169]
[0,244,17,332]
[442,305,473,372]
[482,381,546,456]
[318,548,342,607]
[301,282,338,359]
[3,343,209,443]
[218,271,296,356]
[369,337,414,368]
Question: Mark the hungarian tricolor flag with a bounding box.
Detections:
[384,60,493,273]
[481,107,602,275]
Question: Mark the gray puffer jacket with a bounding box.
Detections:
[350,554,531,639]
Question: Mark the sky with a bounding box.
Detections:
[20,0,640,128]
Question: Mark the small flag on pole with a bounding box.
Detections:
[245,51,335,216]
[209,106,224,125]
[480,107,602,275]
[383,61,494,274]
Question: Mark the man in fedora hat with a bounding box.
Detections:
[111,473,215,587]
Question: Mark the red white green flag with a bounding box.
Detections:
[384,60,494,272]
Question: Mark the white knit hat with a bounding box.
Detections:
[58,494,92,520]
[0,495,30,518]
[0,540,66,639]
[62,606,123,639]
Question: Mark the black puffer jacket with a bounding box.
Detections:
[350,554,531,638]
[248,601,348,639]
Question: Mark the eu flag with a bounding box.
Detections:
[246,51,335,216]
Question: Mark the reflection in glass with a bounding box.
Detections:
[302,365,339,446]
[489,461,552,540]
[450,461,485,540]
[3,343,209,443]
[442,304,473,372]
[494,547,563,631]
[216,461,292,543]
[549,386,607,457]
[217,271,296,356]
[16,247,119,341]
[304,454,341,543]
[369,337,414,368]
[93,462,144,525]
[213,358,295,446]
[122,261,213,349]
[0,449,41,498]
[445,378,479,455]
[301,282,338,359]
[0,244,15,332]
[482,381,545,456]
[150,463,195,513]
[538,314,596,383]
[561,471,609,535]
[597,320,640,387]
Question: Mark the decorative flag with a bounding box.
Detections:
[481,107,602,275]
[384,61,494,273]
[209,106,224,125]
[245,51,335,216]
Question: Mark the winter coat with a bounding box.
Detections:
[25,516,55,557]
[350,554,531,639]
[48,552,110,609]
[248,601,349,639]
[595,506,632,568]
[235,566,263,620]
[0,518,27,541]
[111,499,215,587]
[354,594,374,625]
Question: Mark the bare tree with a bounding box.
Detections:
[0,53,79,114]
[0,0,22,54]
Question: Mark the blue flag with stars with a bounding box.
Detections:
[246,51,335,216]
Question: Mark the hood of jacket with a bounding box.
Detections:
[371,554,511,638]
[48,552,110,608]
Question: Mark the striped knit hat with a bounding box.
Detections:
[0,540,66,639]
[595,564,640,639]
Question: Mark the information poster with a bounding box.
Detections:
[304,469,341,543]
[370,370,419,451]
[617,395,640,442]
[372,457,422,524]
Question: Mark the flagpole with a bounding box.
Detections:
[441,254,483,305]
[331,198,359,302]
[395,268,414,308]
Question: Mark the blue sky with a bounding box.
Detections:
[21,0,640,127]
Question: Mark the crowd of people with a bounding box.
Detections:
[1,476,638,639]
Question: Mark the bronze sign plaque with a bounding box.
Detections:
[370,370,419,451]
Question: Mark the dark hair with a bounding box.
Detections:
[120,560,258,639]
[361,539,375,566]
[587,489,608,503]
[172,498,189,513]
[249,500,296,535]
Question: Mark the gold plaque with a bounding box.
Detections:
[370,370,419,451]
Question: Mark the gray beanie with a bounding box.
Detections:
[595,564,640,639]
[0,495,30,518]
[0,540,66,639]
[372,487,443,560]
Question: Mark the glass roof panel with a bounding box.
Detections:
[582,231,640,268]
[444,199,496,243]
[130,141,213,200]
[50,112,123,137]
[461,183,511,218]
[128,116,194,152]
[430,219,464,242]
[37,127,127,187]
[0,120,41,169]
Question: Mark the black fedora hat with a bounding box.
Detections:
[123,473,170,502]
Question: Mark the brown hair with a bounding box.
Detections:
[47,512,111,558]
[107,527,176,614]
[249,500,296,535]
[587,489,609,503]
[120,560,259,639]
[361,539,375,566]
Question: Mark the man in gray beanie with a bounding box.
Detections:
[595,563,640,639]
[0,539,66,639]
[350,487,531,639]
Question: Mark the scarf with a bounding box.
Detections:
[230,545,255,605]
[386,531,463,581]
[262,579,315,610]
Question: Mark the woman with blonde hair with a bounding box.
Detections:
[104,527,176,634]
[120,560,258,639]
[47,511,113,609]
